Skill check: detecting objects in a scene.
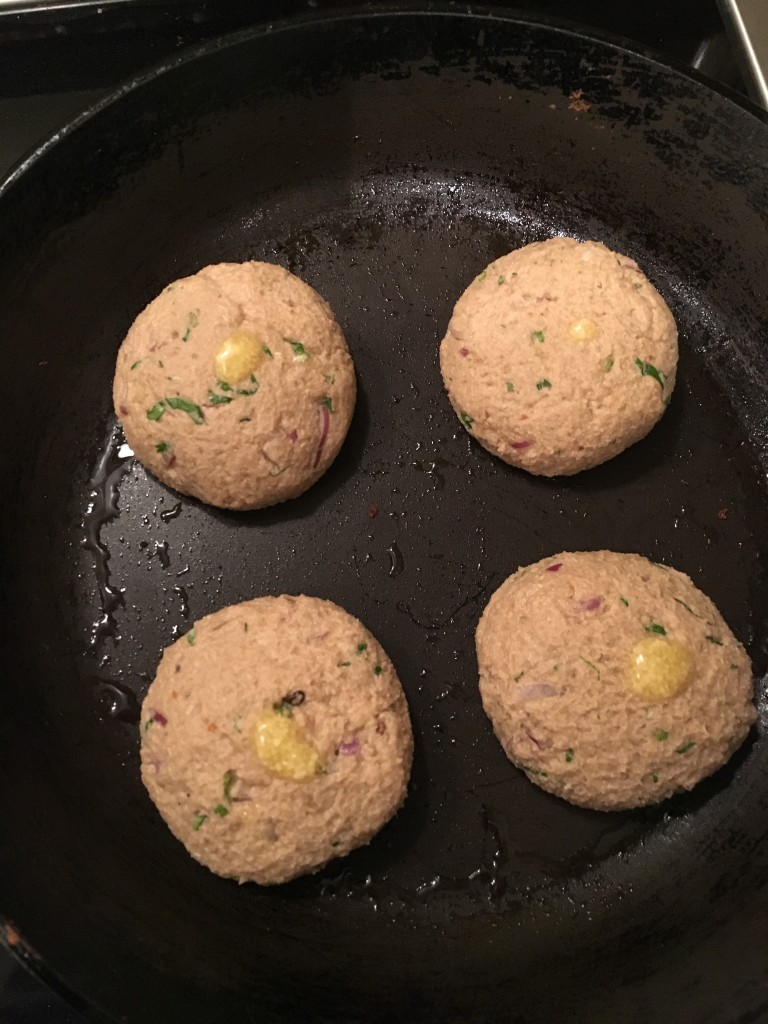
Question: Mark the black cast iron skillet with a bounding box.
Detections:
[2,7,768,1023]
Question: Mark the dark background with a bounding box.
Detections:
[0,1,752,1021]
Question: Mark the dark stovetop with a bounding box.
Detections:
[0,1,750,1021]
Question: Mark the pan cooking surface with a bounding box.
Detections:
[2,10,768,1023]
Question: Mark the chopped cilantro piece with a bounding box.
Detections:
[130,359,142,370]
[213,804,229,818]
[187,631,196,646]
[166,396,204,424]
[477,270,487,282]
[192,813,207,831]
[705,634,723,645]
[223,770,236,802]
[676,740,695,755]
[322,396,334,412]
[619,596,629,607]
[565,748,574,763]
[356,643,367,654]
[674,598,701,617]
[651,772,659,783]
[144,719,154,732]
[634,358,666,388]
[601,356,614,372]
[580,657,600,678]
[506,381,515,392]
[513,671,525,682]
[147,402,165,421]
[181,311,199,342]
[236,375,259,396]
[655,729,669,741]
[216,379,233,392]
[531,330,546,343]
[730,663,739,670]
[262,345,273,359]
[208,390,232,405]
[272,701,293,717]
[536,379,552,390]
[330,839,341,848]
[644,622,667,635]
[155,442,171,453]
[284,338,309,361]
[498,274,505,285]
[460,412,474,429]
[338,660,351,667]
[633,283,643,290]
[324,373,335,384]
[373,665,382,676]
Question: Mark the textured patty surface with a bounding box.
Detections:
[141,595,413,884]
[114,261,356,509]
[440,238,678,475]
[476,551,755,810]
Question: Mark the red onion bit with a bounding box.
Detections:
[511,439,532,450]
[526,730,544,749]
[151,710,168,726]
[459,347,470,357]
[287,429,299,443]
[516,682,559,702]
[339,737,361,756]
[313,403,330,469]
[546,563,563,573]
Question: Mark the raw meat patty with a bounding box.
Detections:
[440,238,678,475]
[476,551,755,810]
[141,595,413,884]
[113,262,355,509]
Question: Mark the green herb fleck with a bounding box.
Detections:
[272,701,293,717]
[223,769,236,802]
[531,330,546,343]
[216,380,233,392]
[674,598,701,617]
[236,375,259,396]
[655,729,669,741]
[323,396,334,413]
[373,665,382,676]
[652,772,659,783]
[676,740,695,755]
[356,643,367,654]
[147,401,165,421]
[513,671,525,682]
[460,412,474,429]
[130,359,142,370]
[330,839,341,848]
[620,596,629,607]
[324,373,335,385]
[192,813,207,831]
[155,442,171,453]
[498,275,505,285]
[187,631,196,646]
[565,748,574,763]
[182,311,199,342]
[208,390,232,405]
[238,417,251,423]
[144,719,154,732]
[166,396,204,424]
[262,345,273,359]
[338,660,352,667]
[580,657,600,678]
[730,663,739,670]
[213,803,229,818]
[601,356,614,372]
[158,360,164,368]
[284,337,309,362]
[536,378,552,390]
[477,270,487,282]
[634,358,666,388]
[633,283,643,290]
[705,634,723,645]
[506,381,515,392]
[645,622,667,635]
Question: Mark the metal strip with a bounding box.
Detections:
[718,0,768,109]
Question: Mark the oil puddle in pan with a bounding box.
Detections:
[81,424,134,647]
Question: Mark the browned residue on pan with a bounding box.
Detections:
[568,89,591,113]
